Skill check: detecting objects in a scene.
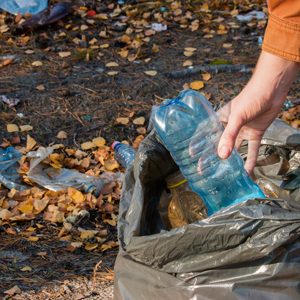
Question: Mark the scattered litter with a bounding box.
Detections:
[151,23,168,32]
[236,10,266,22]
[27,147,123,195]
[0,0,48,15]
[258,36,263,46]
[0,95,21,108]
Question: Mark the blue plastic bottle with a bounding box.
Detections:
[112,141,136,169]
[152,89,265,216]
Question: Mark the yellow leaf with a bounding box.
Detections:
[105,61,119,67]
[7,124,19,132]
[28,236,39,242]
[202,73,211,81]
[133,117,145,126]
[20,125,33,132]
[183,60,193,67]
[36,84,45,91]
[104,159,119,171]
[85,243,98,251]
[116,117,129,125]
[190,81,204,90]
[118,49,129,58]
[68,188,85,203]
[4,285,22,296]
[104,218,117,226]
[33,198,49,213]
[21,266,32,272]
[32,61,43,67]
[183,51,194,57]
[57,130,67,139]
[59,51,71,58]
[100,43,110,49]
[71,242,83,249]
[107,71,118,76]
[26,134,36,151]
[81,141,95,150]
[223,43,232,49]
[80,229,98,240]
[18,201,33,214]
[80,25,89,31]
[92,137,106,147]
[144,70,157,76]
[184,47,197,52]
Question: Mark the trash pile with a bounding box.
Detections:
[0,133,144,250]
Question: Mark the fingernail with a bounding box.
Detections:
[219,145,229,159]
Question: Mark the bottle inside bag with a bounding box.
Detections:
[153,89,265,216]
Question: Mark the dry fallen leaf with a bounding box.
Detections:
[81,141,95,150]
[107,71,118,76]
[133,117,145,126]
[85,243,98,251]
[7,124,19,133]
[104,159,119,171]
[92,137,106,147]
[36,84,45,91]
[32,61,43,67]
[4,285,22,296]
[202,73,211,81]
[183,60,193,67]
[21,266,32,272]
[144,70,157,76]
[26,134,37,151]
[116,117,129,125]
[57,130,68,139]
[190,81,204,90]
[20,125,33,132]
[106,61,119,67]
[33,198,49,213]
[28,236,39,242]
[59,51,72,58]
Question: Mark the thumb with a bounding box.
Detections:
[218,116,243,159]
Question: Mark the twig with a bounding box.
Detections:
[92,260,102,287]
[164,64,255,78]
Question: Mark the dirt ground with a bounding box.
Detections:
[0,0,299,299]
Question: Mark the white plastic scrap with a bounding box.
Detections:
[236,11,266,22]
[151,23,168,32]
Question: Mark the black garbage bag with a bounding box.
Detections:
[114,120,300,300]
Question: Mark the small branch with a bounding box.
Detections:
[164,64,255,79]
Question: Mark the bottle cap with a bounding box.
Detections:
[111,141,120,150]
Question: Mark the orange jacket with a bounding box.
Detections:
[263,0,300,62]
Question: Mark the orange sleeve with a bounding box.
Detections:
[262,0,300,62]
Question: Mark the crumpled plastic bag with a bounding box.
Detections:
[114,119,300,300]
[27,147,123,195]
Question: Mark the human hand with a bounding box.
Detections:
[217,51,299,174]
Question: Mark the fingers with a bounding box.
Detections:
[234,135,244,151]
[244,139,261,174]
[218,116,243,159]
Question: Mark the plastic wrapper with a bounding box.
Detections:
[27,147,123,195]
[0,147,28,190]
[114,119,300,300]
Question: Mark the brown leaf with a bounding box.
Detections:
[26,134,37,151]
[81,141,95,150]
[190,81,204,90]
[92,137,106,147]
[4,285,22,296]
[104,159,119,171]
[7,124,19,133]
[116,117,129,125]
[133,117,145,125]
[33,198,49,213]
